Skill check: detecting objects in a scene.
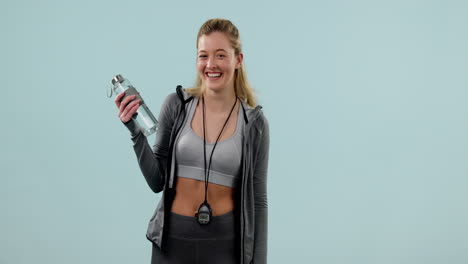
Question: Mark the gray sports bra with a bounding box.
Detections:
[175,97,244,188]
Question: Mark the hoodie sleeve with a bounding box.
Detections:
[252,114,270,264]
[122,92,178,193]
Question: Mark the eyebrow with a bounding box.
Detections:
[198,49,228,53]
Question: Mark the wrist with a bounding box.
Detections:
[122,118,142,137]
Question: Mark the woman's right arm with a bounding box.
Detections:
[116,92,177,193]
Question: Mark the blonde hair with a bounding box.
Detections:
[185,18,257,107]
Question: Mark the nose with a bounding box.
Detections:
[206,56,217,69]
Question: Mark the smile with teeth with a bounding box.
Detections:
[206,72,222,78]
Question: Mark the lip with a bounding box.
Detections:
[205,72,223,79]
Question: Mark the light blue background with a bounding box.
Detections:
[2,0,467,263]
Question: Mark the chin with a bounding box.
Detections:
[203,81,224,92]
[204,86,224,93]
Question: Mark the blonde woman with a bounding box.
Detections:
[115,18,270,264]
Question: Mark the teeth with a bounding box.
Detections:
[207,73,221,78]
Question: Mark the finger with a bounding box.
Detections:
[126,100,141,114]
[119,94,137,114]
[114,92,125,108]
[117,95,136,121]
[120,102,140,123]
[120,94,136,108]
[120,100,140,121]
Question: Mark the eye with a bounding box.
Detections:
[216,54,226,58]
[198,55,208,59]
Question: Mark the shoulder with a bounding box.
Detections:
[255,110,269,137]
[160,85,191,121]
[249,104,269,132]
[161,91,180,107]
[244,105,269,147]
[250,108,270,159]
[160,86,194,113]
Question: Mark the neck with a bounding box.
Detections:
[202,86,237,113]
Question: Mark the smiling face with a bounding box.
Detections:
[197,31,243,94]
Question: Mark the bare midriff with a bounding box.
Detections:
[171,97,239,217]
[171,177,235,216]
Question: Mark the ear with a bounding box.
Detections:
[236,53,244,69]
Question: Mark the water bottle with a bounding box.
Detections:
[108,74,158,136]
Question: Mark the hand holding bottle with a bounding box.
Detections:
[108,74,158,136]
[115,93,140,123]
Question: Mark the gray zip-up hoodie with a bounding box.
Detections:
[123,86,270,263]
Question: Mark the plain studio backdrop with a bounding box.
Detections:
[2,0,467,263]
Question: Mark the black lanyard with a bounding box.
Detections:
[196,95,238,224]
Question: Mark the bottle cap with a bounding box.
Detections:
[112,74,124,85]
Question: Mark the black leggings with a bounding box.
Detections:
[151,211,238,264]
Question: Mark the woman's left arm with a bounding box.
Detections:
[253,115,270,264]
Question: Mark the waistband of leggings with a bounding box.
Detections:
[167,211,236,239]
[169,210,235,222]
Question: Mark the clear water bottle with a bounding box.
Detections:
[108,74,158,136]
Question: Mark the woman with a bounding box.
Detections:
[115,18,270,264]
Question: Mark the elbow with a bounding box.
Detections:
[140,156,166,194]
[149,183,164,193]
[145,171,165,194]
